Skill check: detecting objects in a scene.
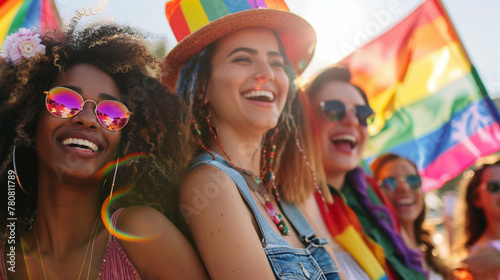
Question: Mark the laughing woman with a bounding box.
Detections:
[161,1,341,279]
[0,25,208,279]
[296,66,426,280]
[371,153,454,279]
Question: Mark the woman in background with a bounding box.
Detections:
[371,153,454,279]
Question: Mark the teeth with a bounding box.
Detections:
[243,90,274,101]
[395,198,415,206]
[61,138,98,152]
[331,134,356,143]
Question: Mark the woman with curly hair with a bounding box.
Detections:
[0,24,208,279]
[371,153,454,279]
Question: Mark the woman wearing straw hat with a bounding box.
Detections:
[162,1,342,279]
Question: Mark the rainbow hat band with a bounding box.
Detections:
[162,0,317,90]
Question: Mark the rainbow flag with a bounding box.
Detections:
[0,0,60,46]
[166,0,289,42]
[315,191,391,280]
[339,0,500,191]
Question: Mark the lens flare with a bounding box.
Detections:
[20,236,35,279]
[97,152,158,242]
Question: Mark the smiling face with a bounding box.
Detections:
[205,27,289,135]
[311,80,369,176]
[36,63,122,184]
[474,165,500,222]
[377,158,425,226]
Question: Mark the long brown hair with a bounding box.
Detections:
[175,30,315,200]
[371,153,454,279]
[462,161,500,249]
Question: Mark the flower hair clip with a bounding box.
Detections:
[1,28,46,65]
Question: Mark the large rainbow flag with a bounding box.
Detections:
[340,0,500,191]
[0,0,60,46]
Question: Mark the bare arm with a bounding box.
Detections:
[180,165,276,280]
[116,205,209,280]
[461,246,500,279]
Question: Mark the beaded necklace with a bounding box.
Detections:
[202,116,290,236]
[240,169,290,236]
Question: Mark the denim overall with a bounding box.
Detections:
[191,152,340,280]
[279,201,341,280]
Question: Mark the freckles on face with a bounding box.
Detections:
[310,81,370,174]
[377,158,424,224]
[35,63,123,183]
[204,27,289,134]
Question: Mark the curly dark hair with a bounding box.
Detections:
[0,24,194,241]
[371,153,454,279]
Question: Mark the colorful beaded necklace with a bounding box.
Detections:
[201,116,290,236]
[240,168,290,236]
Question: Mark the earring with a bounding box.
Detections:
[108,156,119,202]
[192,118,214,160]
[206,109,234,164]
[12,146,33,195]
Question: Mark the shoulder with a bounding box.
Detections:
[115,206,209,279]
[180,164,243,216]
[115,205,175,237]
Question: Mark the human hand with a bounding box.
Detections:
[461,246,500,279]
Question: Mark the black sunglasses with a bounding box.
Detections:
[482,181,500,194]
[380,174,422,192]
[319,100,374,126]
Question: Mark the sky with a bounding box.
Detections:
[54,0,500,98]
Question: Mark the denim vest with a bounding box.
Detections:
[191,152,340,279]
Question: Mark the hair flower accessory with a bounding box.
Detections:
[1,28,46,65]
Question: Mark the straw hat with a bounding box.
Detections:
[161,1,317,91]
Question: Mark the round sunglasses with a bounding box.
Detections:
[380,174,422,192]
[44,87,132,131]
[319,100,374,126]
[480,181,500,194]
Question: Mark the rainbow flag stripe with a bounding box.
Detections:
[0,0,59,46]
[166,0,289,42]
[340,0,500,191]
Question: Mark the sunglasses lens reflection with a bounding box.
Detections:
[45,87,131,131]
[381,177,397,191]
[96,101,130,131]
[381,175,422,191]
[323,100,345,121]
[46,88,83,118]
[406,174,422,189]
[486,181,500,193]
[322,100,374,127]
[356,106,374,126]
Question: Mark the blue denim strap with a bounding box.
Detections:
[279,200,316,242]
[190,152,290,248]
